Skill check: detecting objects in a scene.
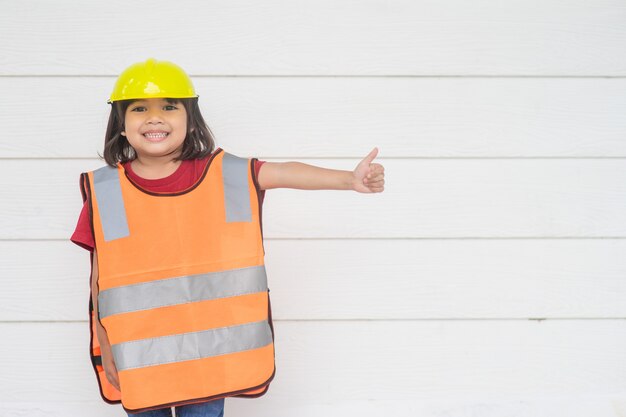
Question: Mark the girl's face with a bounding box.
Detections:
[122,98,188,161]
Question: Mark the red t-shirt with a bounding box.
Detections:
[70,151,266,252]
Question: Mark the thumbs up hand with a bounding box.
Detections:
[352,147,385,193]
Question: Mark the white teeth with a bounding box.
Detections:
[144,132,168,138]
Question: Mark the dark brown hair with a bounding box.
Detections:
[99,97,216,167]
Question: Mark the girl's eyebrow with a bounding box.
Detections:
[131,99,176,105]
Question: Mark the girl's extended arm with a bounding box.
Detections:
[257,147,385,193]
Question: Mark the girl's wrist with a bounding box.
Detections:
[347,171,359,191]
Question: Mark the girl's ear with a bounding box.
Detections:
[120,131,126,136]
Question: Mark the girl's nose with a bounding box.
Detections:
[145,109,164,124]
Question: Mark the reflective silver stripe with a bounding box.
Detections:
[222,152,252,222]
[111,319,273,371]
[92,165,130,241]
[98,265,267,319]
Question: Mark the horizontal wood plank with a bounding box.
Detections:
[2,159,625,239]
[1,77,626,158]
[2,239,626,321]
[1,0,625,76]
[0,321,623,416]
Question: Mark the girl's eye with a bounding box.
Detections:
[129,104,177,112]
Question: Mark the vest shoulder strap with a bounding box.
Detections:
[222,152,252,222]
[92,164,130,241]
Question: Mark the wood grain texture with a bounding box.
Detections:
[2,159,626,239]
[2,239,626,321]
[1,0,625,75]
[0,322,624,416]
[1,77,626,158]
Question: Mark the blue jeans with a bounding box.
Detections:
[126,398,225,417]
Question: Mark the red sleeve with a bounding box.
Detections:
[70,200,95,252]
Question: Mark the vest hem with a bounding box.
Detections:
[119,366,276,414]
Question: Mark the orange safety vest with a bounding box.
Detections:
[79,148,275,413]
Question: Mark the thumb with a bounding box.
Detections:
[363,147,378,164]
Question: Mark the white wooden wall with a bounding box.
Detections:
[1,1,625,416]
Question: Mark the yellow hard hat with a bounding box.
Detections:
[107,58,198,104]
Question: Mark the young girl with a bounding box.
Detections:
[70,58,385,417]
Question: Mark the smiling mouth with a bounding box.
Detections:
[143,132,169,141]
